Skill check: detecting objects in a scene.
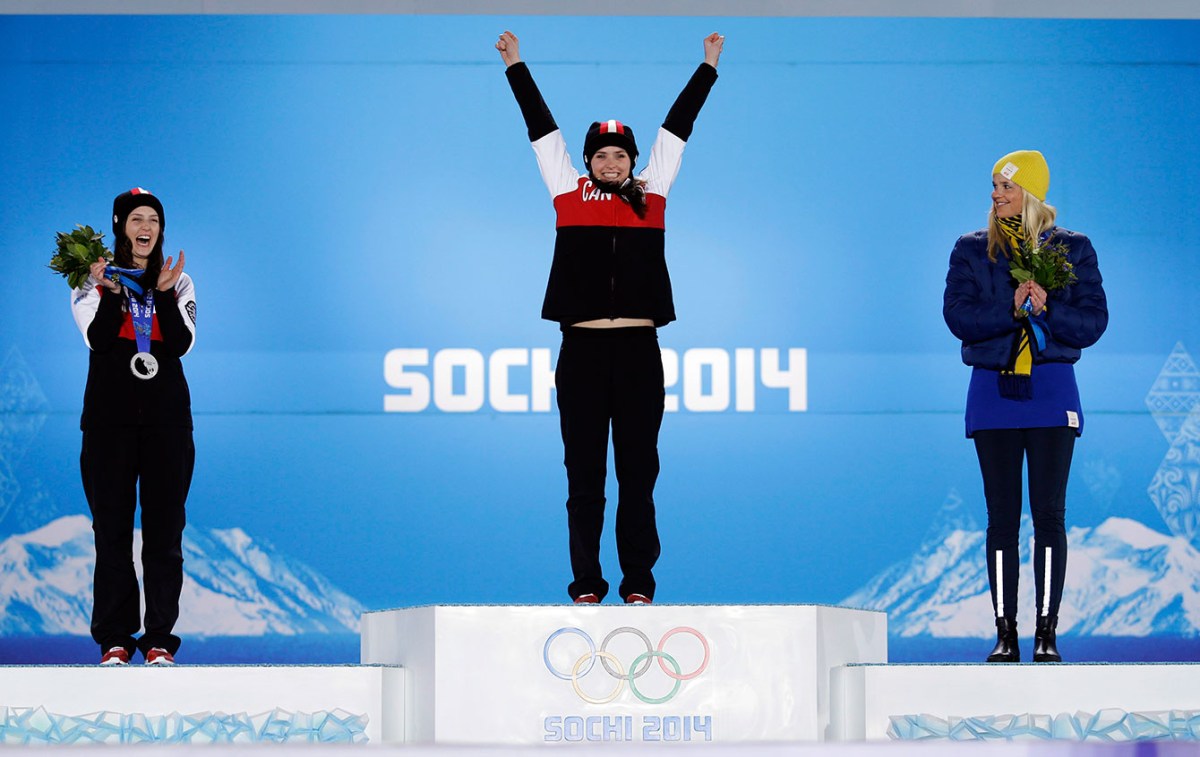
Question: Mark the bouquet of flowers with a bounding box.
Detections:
[1008,237,1077,291]
[48,225,112,290]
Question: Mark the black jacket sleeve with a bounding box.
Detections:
[86,288,127,353]
[154,287,195,358]
[662,63,719,142]
[504,62,558,142]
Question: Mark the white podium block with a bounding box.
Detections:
[831,662,1200,741]
[0,665,404,744]
[361,604,886,744]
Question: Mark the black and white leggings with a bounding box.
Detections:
[973,427,1076,620]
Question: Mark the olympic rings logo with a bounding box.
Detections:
[543,626,710,705]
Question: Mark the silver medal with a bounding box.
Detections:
[131,352,159,380]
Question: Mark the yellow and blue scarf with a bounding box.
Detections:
[997,216,1047,400]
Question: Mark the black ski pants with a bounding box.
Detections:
[80,425,193,658]
[556,326,664,602]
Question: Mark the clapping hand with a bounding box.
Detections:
[157,250,185,292]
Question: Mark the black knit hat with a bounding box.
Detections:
[583,120,638,169]
[112,187,165,238]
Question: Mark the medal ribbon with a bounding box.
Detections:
[128,289,155,355]
[104,264,148,296]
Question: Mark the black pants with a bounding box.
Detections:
[556,327,664,602]
[973,427,1075,621]
[80,426,193,658]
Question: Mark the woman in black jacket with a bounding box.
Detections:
[943,151,1107,663]
[498,30,722,605]
[71,188,196,665]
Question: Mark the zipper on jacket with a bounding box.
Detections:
[609,231,617,318]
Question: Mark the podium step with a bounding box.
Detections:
[832,662,1200,741]
[0,664,403,744]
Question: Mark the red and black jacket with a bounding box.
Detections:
[505,61,718,327]
[70,274,197,430]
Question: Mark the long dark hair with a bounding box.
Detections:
[592,176,649,219]
[113,231,165,295]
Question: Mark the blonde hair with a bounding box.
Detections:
[986,188,1058,262]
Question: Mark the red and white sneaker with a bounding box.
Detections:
[573,593,600,604]
[145,647,175,666]
[100,647,130,666]
[625,593,652,605]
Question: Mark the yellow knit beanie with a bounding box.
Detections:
[992,150,1050,202]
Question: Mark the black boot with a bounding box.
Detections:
[985,617,1019,662]
[1033,615,1061,662]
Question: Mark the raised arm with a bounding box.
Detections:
[662,33,723,141]
[498,31,558,142]
[499,31,578,198]
[639,34,723,196]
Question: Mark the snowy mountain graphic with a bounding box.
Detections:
[842,491,1200,638]
[0,346,69,536]
[0,515,361,636]
[845,344,1200,639]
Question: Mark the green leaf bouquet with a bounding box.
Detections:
[48,225,112,290]
[1008,238,1077,291]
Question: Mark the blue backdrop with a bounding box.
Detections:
[1,14,1198,662]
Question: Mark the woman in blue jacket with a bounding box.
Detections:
[943,150,1108,663]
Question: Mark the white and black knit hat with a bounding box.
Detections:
[112,187,165,237]
[583,120,638,169]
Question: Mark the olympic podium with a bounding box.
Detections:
[360,603,887,744]
[831,662,1200,741]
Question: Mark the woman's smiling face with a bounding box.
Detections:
[590,147,632,184]
[124,206,161,266]
[991,175,1024,218]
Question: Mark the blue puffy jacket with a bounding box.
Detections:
[943,227,1108,369]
